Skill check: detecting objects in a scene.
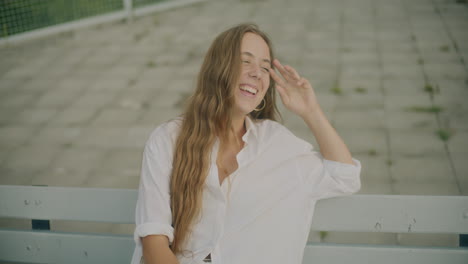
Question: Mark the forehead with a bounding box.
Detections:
[240,32,270,60]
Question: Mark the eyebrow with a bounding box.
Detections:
[241,51,271,65]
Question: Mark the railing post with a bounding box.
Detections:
[124,0,133,23]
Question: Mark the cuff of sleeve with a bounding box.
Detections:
[323,157,361,171]
[134,222,174,245]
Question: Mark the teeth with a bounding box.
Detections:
[240,85,257,95]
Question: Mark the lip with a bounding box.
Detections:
[239,83,257,89]
[239,83,258,98]
[239,88,256,98]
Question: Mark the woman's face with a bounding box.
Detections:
[233,32,272,117]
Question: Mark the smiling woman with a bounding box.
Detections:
[132,23,361,264]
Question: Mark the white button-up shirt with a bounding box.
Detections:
[132,116,361,264]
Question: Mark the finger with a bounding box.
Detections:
[273,59,295,82]
[300,77,312,88]
[275,84,288,102]
[284,65,301,80]
[269,68,288,88]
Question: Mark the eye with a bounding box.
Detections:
[242,60,250,64]
[262,67,270,72]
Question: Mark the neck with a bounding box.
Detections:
[224,112,246,146]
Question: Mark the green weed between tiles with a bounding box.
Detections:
[436,129,452,141]
[368,149,377,156]
[423,84,439,94]
[386,159,393,166]
[331,86,343,95]
[146,61,156,68]
[417,58,424,65]
[439,45,450,52]
[405,105,443,113]
[319,231,329,240]
[128,79,137,86]
[354,87,367,94]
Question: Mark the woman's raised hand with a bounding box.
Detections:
[269,59,320,118]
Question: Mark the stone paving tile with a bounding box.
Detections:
[84,173,140,189]
[388,130,446,156]
[31,126,83,147]
[385,111,439,131]
[2,143,63,172]
[393,182,461,196]
[90,108,142,127]
[10,107,59,125]
[335,94,384,110]
[447,131,468,154]
[0,167,37,185]
[49,107,99,126]
[0,91,39,109]
[358,182,394,195]
[390,154,455,184]
[34,87,85,108]
[71,90,119,108]
[333,109,386,130]
[384,95,432,111]
[337,128,388,155]
[137,105,183,126]
[353,154,392,183]
[0,126,37,149]
[31,147,106,187]
[382,78,428,96]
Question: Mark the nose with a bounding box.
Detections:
[248,64,263,79]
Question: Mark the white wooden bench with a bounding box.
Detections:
[0,185,467,263]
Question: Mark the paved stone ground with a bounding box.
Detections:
[0,0,467,248]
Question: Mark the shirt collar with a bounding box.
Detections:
[242,115,258,142]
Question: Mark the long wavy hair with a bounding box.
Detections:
[169,23,280,256]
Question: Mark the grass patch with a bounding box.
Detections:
[405,105,443,113]
[331,86,343,95]
[319,231,328,240]
[423,84,439,94]
[439,45,450,52]
[354,87,367,94]
[146,61,156,68]
[436,129,452,141]
[128,79,137,86]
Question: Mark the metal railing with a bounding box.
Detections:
[0,0,206,45]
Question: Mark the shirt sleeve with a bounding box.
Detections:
[298,149,362,201]
[134,125,175,247]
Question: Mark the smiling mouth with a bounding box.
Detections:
[240,85,258,95]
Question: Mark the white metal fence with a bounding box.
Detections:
[0,0,206,46]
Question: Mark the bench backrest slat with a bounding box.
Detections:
[312,194,468,234]
[1,229,467,264]
[0,185,137,223]
[1,185,468,233]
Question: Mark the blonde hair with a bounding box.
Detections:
[169,23,280,256]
